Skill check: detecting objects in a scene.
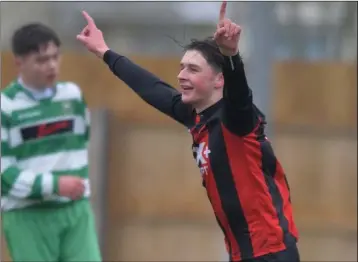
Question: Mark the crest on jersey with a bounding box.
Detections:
[62,101,73,114]
[192,142,211,176]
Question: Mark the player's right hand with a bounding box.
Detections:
[77,11,109,58]
[214,2,241,57]
[57,176,85,200]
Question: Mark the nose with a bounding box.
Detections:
[177,69,188,81]
[48,61,57,72]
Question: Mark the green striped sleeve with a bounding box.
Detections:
[1,110,59,199]
[85,106,90,141]
[80,95,90,141]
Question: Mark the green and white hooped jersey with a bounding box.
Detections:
[1,81,91,211]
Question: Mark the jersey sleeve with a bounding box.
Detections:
[103,50,194,127]
[78,89,90,142]
[1,110,59,200]
[84,106,90,141]
[222,54,259,136]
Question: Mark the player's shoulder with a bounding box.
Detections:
[1,81,22,100]
[55,81,83,100]
[56,81,82,94]
[1,81,23,115]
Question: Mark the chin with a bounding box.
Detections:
[45,77,58,87]
[181,95,195,105]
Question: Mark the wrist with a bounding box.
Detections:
[95,46,110,59]
[219,46,239,57]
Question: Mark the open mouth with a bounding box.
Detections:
[181,85,194,91]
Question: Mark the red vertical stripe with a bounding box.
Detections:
[222,124,286,256]
[195,114,200,124]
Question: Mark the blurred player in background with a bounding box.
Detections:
[1,23,101,262]
[78,2,300,262]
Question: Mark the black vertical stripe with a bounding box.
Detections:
[209,124,254,259]
[283,175,292,203]
[259,137,295,246]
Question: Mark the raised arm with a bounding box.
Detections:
[77,11,194,127]
[102,50,193,125]
[214,2,258,136]
[221,54,258,136]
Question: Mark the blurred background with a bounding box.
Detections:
[1,1,357,261]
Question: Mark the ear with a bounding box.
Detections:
[214,72,224,90]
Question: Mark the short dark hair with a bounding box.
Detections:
[184,37,224,73]
[11,23,61,56]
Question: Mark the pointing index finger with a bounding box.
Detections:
[219,1,227,21]
[82,11,96,28]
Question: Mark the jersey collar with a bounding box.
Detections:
[17,77,56,101]
[196,99,223,123]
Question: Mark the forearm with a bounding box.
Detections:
[83,103,91,142]
[102,49,193,125]
[103,49,179,104]
[223,54,251,106]
[1,164,59,200]
[222,54,258,136]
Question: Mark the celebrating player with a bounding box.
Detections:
[77,2,300,262]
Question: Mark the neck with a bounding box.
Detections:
[195,94,223,114]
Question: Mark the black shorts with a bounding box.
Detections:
[241,244,300,262]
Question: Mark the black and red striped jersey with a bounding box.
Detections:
[103,50,299,261]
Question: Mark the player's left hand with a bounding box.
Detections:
[77,11,109,58]
[214,1,241,57]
